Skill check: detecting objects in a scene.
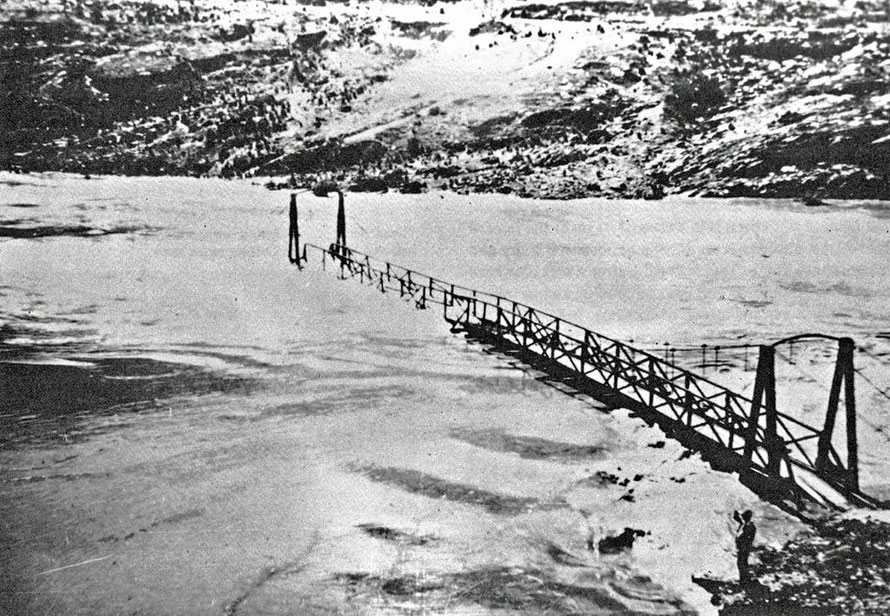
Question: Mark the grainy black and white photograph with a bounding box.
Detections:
[2,0,890,614]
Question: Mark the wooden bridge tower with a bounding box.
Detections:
[816,337,858,493]
[747,335,859,495]
[288,183,348,266]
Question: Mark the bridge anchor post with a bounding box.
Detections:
[288,193,302,268]
[816,337,858,493]
[311,181,348,258]
[744,345,782,476]
[336,189,346,249]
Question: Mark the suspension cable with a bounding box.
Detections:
[855,368,890,405]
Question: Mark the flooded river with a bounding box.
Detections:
[2,173,889,615]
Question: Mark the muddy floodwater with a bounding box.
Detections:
[2,173,889,616]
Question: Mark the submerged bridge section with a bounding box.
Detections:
[288,195,883,514]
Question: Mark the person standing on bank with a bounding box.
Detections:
[733,510,757,587]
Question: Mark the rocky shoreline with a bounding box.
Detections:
[696,514,890,615]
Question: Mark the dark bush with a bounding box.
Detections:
[664,69,726,124]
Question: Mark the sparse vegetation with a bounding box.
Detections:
[2,0,890,199]
[665,68,726,124]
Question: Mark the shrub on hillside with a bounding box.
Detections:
[664,69,726,124]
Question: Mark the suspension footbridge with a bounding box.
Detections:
[287,192,886,516]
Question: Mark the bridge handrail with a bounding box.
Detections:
[308,242,822,408]
[310,244,754,395]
